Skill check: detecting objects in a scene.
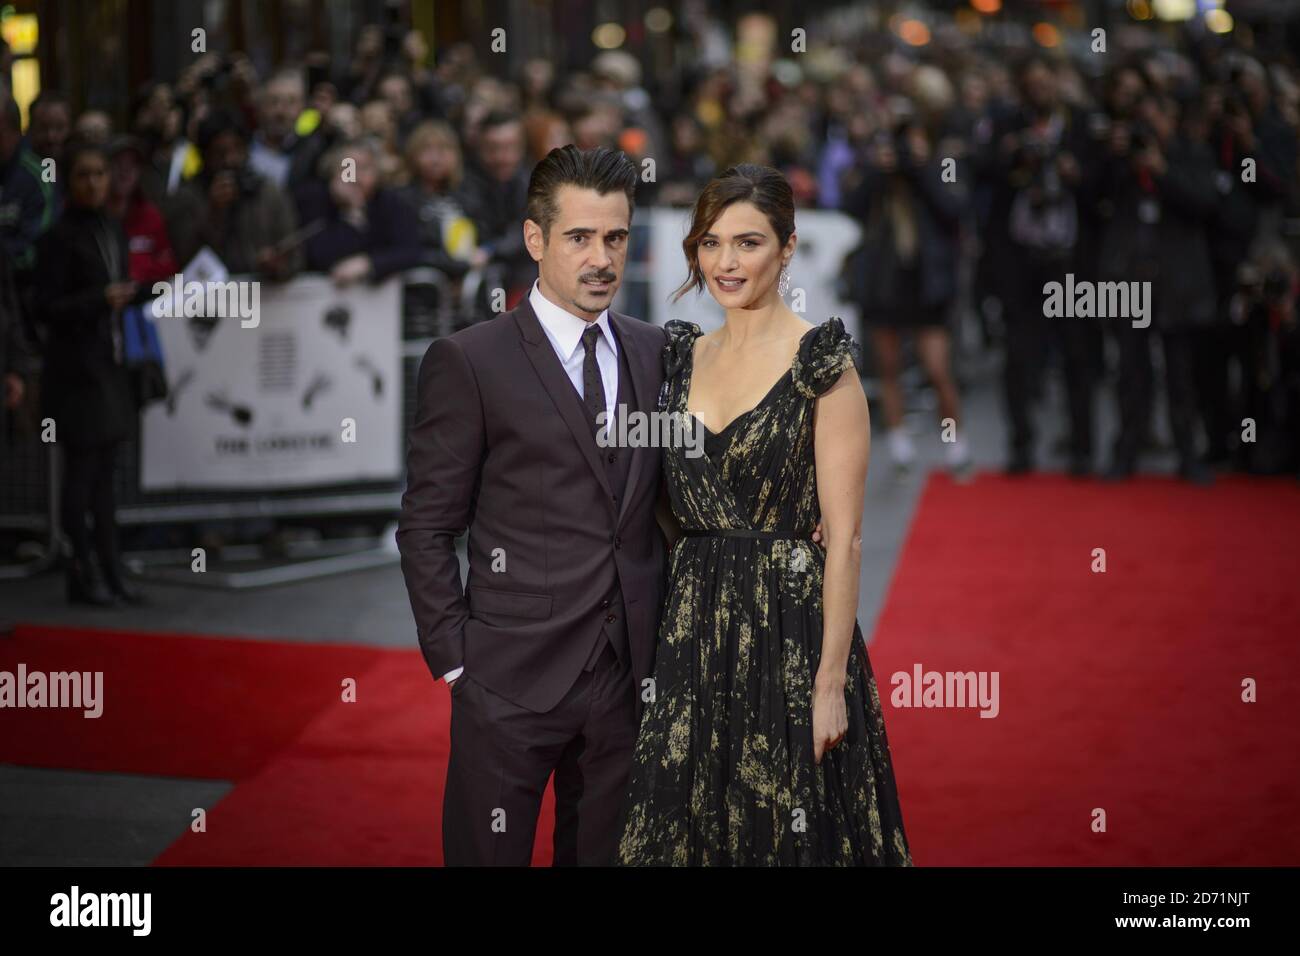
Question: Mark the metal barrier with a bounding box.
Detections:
[0,231,657,588]
[0,268,459,587]
[0,441,60,581]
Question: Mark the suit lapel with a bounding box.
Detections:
[609,311,651,529]
[513,298,617,511]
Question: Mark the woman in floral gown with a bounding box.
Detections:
[616,164,912,866]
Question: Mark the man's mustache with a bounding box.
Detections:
[581,271,617,283]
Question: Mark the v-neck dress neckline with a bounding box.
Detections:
[686,326,820,459]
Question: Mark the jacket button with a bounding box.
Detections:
[600,598,611,608]
[605,614,617,624]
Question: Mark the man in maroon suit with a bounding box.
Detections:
[397,145,670,865]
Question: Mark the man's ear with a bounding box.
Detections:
[523,219,545,263]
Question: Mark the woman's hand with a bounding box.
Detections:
[330,254,372,286]
[812,674,848,765]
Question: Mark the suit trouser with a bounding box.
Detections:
[1196,319,1254,462]
[1002,260,1061,457]
[1003,259,1100,460]
[441,634,637,866]
[1053,318,1101,460]
[1113,324,1203,468]
[1001,291,1045,457]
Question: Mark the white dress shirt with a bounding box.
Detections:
[443,279,619,686]
[528,278,620,428]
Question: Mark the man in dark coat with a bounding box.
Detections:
[165,109,301,278]
[1099,93,1219,483]
[984,55,1099,475]
[397,146,669,866]
[457,111,534,307]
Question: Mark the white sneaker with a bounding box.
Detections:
[945,436,974,480]
[888,429,916,471]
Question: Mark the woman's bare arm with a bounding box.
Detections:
[810,366,871,761]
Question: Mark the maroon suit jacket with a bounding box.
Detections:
[397,295,669,713]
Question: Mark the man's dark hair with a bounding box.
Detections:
[64,135,109,173]
[196,108,249,152]
[525,144,637,242]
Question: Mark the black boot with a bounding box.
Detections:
[96,526,147,606]
[103,563,146,605]
[66,555,116,607]
[97,549,146,606]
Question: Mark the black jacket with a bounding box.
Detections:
[0,144,56,274]
[301,183,423,282]
[457,161,533,288]
[1097,137,1218,330]
[396,183,474,279]
[34,206,148,447]
[397,298,668,716]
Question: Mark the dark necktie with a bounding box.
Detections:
[581,324,607,438]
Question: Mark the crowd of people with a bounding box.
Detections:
[2,10,1300,603]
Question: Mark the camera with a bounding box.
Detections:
[235,166,262,198]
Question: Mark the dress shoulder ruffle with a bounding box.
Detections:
[791,317,861,399]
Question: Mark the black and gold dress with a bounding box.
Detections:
[615,317,912,866]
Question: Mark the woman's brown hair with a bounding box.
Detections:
[672,163,795,303]
[404,119,464,190]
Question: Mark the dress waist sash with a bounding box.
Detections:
[679,528,813,540]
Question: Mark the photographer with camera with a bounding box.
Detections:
[1199,57,1298,471]
[988,55,1097,476]
[165,109,302,279]
[1096,91,1219,484]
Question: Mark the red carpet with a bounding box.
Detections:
[868,473,1300,865]
[2,472,1297,865]
[0,625,555,865]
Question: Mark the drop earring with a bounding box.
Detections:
[778,263,790,297]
